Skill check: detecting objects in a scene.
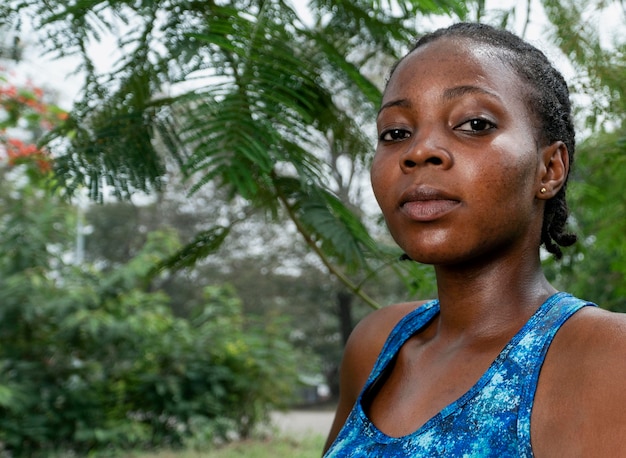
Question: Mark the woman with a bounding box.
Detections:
[323,23,626,457]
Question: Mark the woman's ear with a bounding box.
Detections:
[537,141,568,199]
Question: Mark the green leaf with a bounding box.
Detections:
[151,226,230,274]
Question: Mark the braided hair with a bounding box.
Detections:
[388,22,577,259]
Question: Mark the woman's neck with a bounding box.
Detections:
[431,251,556,341]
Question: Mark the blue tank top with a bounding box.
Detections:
[324,292,594,457]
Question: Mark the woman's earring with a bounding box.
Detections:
[540,187,547,194]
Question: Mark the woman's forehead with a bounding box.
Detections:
[384,38,524,102]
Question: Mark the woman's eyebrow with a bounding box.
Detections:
[378,86,501,118]
[442,85,501,102]
[377,99,411,117]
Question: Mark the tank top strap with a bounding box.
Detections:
[363,299,440,396]
[515,292,596,452]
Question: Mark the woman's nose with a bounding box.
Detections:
[399,130,452,172]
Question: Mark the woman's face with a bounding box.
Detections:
[371,37,546,266]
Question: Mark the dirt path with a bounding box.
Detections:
[271,409,334,437]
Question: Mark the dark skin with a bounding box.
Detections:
[324,37,626,456]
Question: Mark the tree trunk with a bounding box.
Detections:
[337,290,354,346]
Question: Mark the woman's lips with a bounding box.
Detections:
[401,199,460,221]
[399,186,460,222]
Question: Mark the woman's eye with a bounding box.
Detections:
[456,118,496,133]
[379,128,411,142]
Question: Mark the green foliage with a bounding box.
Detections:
[152,226,231,274]
[0,252,300,456]
[277,178,378,272]
[0,169,72,274]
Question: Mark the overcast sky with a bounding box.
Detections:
[3,0,623,110]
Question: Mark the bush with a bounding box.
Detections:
[0,250,299,456]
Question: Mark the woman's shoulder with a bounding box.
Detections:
[534,305,626,455]
[324,301,428,450]
[341,300,431,397]
[549,305,626,390]
[322,299,430,452]
[557,305,626,359]
[565,305,626,376]
[348,300,432,353]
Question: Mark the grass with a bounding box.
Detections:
[132,435,325,458]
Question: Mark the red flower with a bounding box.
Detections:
[4,137,52,173]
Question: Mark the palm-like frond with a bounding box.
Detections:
[151,226,230,275]
[278,177,379,271]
